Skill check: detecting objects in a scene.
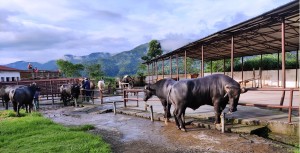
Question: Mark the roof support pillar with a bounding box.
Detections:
[223,58,226,75]
[231,34,234,78]
[176,54,179,80]
[201,45,204,77]
[162,59,164,79]
[277,51,280,87]
[170,56,172,78]
[241,57,244,82]
[280,17,286,108]
[185,50,187,79]
[147,64,150,84]
[210,60,213,75]
[296,49,299,88]
[155,61,158,82]
[151,62,154,83]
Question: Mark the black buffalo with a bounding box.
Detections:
[168,74,247,131]
[9,84,38,116]
[143,78,176,118]
[60,84,81,106]
[0,85,26,110]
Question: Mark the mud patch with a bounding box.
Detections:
[42,106,296,153]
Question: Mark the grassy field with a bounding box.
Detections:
[0,110,111,153]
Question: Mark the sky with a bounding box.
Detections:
[0,0,293,65]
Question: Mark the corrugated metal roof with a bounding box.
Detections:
[145,0,299,63]
[0,65,21,71]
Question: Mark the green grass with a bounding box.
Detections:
[0,110,111,153]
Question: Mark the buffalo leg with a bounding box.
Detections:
[25,104,29,113]
[174,108,186,131]
[17,103,21,117]
[12,101,17,112]
[173,109,180,130]
[5,101,8,110]
[162,101,172,118]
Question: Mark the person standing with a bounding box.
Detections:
[82,78,91,102]
[33,87,41,110]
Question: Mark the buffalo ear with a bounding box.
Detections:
[224,85,231,93]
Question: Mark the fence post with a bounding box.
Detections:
[288,89,293,124]
[50,80,54,105]
[123,89,127,107]
[136,91,139,107]
[221,112,225,133]
[150,105,154,122]
[113,101,116,115]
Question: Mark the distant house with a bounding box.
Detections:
[0,65,21,82]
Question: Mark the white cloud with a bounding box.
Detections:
[0,0,292,65]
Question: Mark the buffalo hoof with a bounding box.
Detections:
[181,128,187,132]
[164,118,169,125]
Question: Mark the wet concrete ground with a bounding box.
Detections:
[42,105,296,153]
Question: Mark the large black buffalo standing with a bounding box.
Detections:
[60,84,81,106]
[9,83,38,116]
[143,78,176,118]
[0,85,26,110]
[168,74,247,131]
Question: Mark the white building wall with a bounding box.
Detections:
[0,71,21,82]
[146,69,299,88]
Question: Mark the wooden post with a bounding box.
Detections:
[46,81,49,100]
[296,50,299,88]
[221,112,225,133]
[210,60,213,75]
[241,57,244,83]
[280,17,286,108]
[201,45,204,77]
[150,105,154,122]
[231,35,234,78]
[277,51,280,87]
[223,58,226,75]
[123,90,127,107]
[176,54,179,80]
[155,61,158,82]
[162,59,164,79]
[147,64,150,84]
[136,91,139,107]
[50,80,54,105]
[170,56,172,79]
[113,101,116,115]
[288,89,293,123]
[184,51,187,79]
[151,63,153,83]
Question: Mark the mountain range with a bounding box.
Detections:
[5,39,191,77]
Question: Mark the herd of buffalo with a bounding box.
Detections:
[143,74,247,131]
[0,74,247,131]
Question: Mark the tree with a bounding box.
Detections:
[148,40,163,58]
[56,59,84,77]
[141,40,163,61]
[84,63,105,81]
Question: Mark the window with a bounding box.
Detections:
[6,77,10,82]
[1,77,4,82]
[12,77,15,81]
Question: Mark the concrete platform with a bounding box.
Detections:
[99,90,299,137]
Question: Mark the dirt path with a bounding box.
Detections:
[41,105,296,153]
